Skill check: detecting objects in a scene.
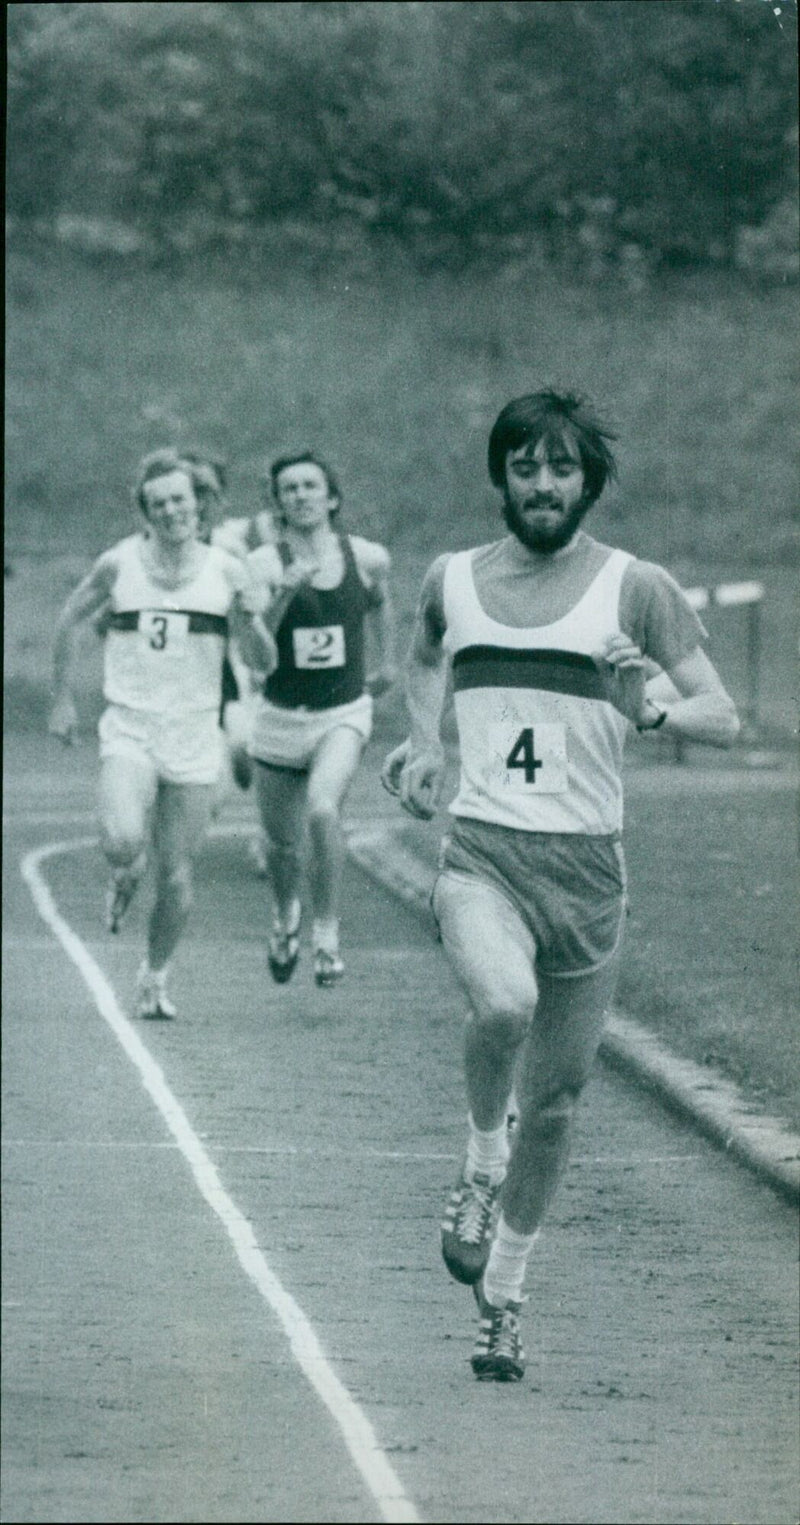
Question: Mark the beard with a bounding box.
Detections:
[501,492,590,554]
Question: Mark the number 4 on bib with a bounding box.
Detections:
[498,722,568,793]
[505,727,543,783]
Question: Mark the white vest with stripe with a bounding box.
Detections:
[443,547,632,834]
[104,535,232,714]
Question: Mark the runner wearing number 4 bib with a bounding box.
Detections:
[382,390,739,1382]
[247,452,396,987]
[48,453,274,1021]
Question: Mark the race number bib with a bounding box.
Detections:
[139,611,189,652]
[491,721,568,793]
[292,625,346,669]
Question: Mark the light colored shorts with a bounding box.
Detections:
[434,816,627,976]
[249,693,373,771]
[98,704,224,787]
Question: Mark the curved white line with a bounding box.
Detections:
[20,837,421,1525]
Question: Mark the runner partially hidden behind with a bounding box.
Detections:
[48,452,274,1020]
[382,390,739,1382]
[248,451,396,988]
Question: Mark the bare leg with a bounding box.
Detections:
[98,755,156,871]
[147,781,216,972]
[305,726,365,928]
[253,761,308,924]
[433,872,537,1130]
[501,953,620,1234]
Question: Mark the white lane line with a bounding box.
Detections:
[1,1138,703,1165]
[4,811,98,826]
[20,837,421,1525]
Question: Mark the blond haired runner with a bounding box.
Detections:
[49,453,274,1020]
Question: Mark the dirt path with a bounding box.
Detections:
[2,736,798,1523]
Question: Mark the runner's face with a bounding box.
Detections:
[502,435,588,553]
[141,470,199,545]
[274,463,337,531]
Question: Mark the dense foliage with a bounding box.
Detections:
[7,0,798,270]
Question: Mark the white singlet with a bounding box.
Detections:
[443,547,632,834]
[103,535,233,715]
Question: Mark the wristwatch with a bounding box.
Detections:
[636,705,668,733]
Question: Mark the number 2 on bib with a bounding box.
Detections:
[292,625,346,669]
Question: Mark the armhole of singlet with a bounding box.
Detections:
[442,549,476,634]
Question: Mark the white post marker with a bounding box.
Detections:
[715,580,765,728]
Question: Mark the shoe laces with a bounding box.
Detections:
[457,1176,498,1246]
[488,1305,522,1359]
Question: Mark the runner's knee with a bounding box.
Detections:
[307,798,339,834]
[473,990,533,1055]
[155,862,193,916]
[523,1082,583,1143]
[102,830,145,868]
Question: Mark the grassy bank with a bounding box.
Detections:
[6,233,799,570]
[5,234,798,1128]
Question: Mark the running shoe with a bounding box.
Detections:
[441,1168,503,1285]
[105,868,139,934]
[136,967,177,1021]
[268,902,301,984]
[313,947,345,987]
[471,1281,526,1382]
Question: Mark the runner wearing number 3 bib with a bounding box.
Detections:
[48,454,274,1021]
[382,390,740,1382]
[248,452,396,988]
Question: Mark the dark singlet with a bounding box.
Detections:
[264,534,373,710]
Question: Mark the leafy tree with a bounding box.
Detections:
[7,0,798,268]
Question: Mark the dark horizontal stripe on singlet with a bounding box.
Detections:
[108,610,229,636]
[452,644,608,701]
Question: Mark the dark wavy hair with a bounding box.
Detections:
[487,391,618,507]
[268,451,342,518]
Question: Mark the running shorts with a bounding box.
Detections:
[435,815,628,976]
[249,692,373,771]
[98,703,224,787]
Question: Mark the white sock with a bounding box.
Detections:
[312,916,339,954]
[138,960,169,990]
[483,1215,539,1307]
[466,1114,510,1185]
[275,898,301,934]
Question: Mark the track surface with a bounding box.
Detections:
[2,735,798,1524]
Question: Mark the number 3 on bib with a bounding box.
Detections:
[499,722,568,793]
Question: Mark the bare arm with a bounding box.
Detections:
[360,546,397,697]
[221,553,277,676]
[49,554,117,741]
[228,593,278,677]
[646,646,740,745]
[381,555,451,818]
[258,555,319,636]
[598,636,740,746]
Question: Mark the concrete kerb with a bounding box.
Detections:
[346,822,800,1208]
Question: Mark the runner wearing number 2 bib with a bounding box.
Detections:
[247,452,396,988]
[382,390,740,1382]
[48,454,273,1021]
